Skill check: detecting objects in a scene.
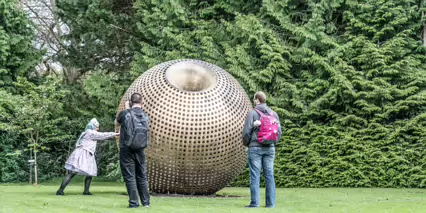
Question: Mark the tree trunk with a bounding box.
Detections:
[423,20,426,46]
[421,0,426,46]
[29,150,32,185]
[34,148,38,185]
[423,11,426,46]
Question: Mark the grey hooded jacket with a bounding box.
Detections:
[243,103,282,147]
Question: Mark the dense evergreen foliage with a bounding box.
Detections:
[0,0,41,87]
[1,0,426,187]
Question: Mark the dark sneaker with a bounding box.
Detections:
[128,204,140,208]
[83,192,93,196]
[245,205,259,208]
[56,190,64,196]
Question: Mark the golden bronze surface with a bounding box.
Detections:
[116,59,252,194]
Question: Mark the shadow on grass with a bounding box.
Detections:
[54,191,128,196]
[151,193,248,198]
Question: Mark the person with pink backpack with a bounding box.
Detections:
[243,91,282,208]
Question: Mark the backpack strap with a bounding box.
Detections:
[254,108,264,116]
[254,108,275,117]
[129,108,138,123]
[125,109,136,136]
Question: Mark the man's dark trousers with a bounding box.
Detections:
[120,145,150,207]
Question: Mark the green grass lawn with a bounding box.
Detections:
[1,178,426,213]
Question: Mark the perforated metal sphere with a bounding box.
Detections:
[116,59,252,195]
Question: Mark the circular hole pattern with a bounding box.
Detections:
[116,59,252,195]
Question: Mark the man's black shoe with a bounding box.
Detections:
[245,205,259,208]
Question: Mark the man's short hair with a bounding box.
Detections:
[131,93,142,104]
[254,91,266,104]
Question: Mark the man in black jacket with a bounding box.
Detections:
[243,91,281,208]
[116,93,150,208]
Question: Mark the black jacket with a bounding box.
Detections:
[242,103,282,147]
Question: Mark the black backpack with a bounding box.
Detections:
[124,109,149,150]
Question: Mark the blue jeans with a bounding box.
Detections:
[248,147,276,208]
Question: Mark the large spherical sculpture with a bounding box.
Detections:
[116,59,252,195]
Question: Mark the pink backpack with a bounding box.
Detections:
[254,109,279,144]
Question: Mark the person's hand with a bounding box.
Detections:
[125,101,130,109]
[253,120,261,127]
